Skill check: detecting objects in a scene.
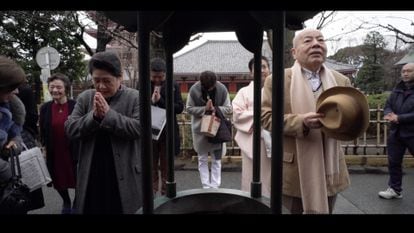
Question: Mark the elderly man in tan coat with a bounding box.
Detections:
[261,29,351,214]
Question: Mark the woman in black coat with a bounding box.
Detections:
[39,73,78,214]
[149,58,184,195]
[16,82,45,211]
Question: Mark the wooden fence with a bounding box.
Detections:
[178,104,390,157]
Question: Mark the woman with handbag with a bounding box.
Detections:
[186,71,232,189]
[0,56,28,213]
[39,73,77,214]
[16,81,45,212]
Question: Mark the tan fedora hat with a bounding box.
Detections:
[316,86,369,141]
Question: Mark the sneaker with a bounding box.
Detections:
[378,187,402,199]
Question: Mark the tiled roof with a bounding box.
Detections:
[395,49,414,65]
[324,58,358,72]
[174,40,272,74]
[173,40,357,74]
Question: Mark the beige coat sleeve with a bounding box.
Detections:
[283,114,308,138]
[261,75,273,132]
[261,73,308,138]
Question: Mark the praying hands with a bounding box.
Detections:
[93,92,110,119]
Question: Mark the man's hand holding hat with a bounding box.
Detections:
[316,86,369,141]
[303,112,325,129]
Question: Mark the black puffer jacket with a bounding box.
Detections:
[384,80,414,137]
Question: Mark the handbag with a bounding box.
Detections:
[0,148,31,214]
[20,133,45,211]
[207,107,232,144]
[200,112,221,137]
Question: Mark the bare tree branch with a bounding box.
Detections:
[357,17,414,45]
[316,11,336,30]
[104,27,138,49]
[90,12,138,50]
[324,22,376,42]
[378,24,414,43]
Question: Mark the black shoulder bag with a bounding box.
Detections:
[0,148,31,214]
[207,107,232,144]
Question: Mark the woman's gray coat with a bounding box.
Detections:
[186,81,232,155]
[65,86,142,214]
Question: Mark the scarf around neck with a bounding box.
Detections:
[290,61,342,214]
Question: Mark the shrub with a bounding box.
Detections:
[366,92,390,109]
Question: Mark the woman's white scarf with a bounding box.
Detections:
[290,61,342,214]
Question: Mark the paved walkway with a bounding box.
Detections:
[175,156,414,214]
[28,156,414,214]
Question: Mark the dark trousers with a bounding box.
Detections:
[282,195,337,214]
[152,134,167,195]
[387,133,414,193]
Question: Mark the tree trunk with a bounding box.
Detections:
[266,29,295,68]
[150,31,165,60]
[95,11,112,52]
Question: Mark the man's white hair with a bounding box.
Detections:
[292,28,323,48]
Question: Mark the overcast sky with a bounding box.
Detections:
[305,11,414,55]
[83,11,414,57]
[172,11,414,57]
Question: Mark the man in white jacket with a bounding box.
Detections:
[232,56,271,197]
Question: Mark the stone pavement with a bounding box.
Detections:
[174,155,414,214]
[28,156,414,214]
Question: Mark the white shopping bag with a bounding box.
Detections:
[18,145,52,192]
[151,106,166,140]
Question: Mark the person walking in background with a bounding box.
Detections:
[39,73,77,214]
[379,62,414,199]
[261,29,352,214]
[186,71,232,189]
[150,58,184,196]
[65,51,142,214]
[232,56,272,197]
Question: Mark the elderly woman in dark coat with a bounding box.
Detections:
[65,51,142,214]
[39,73,77,214]
[0,56,26,203]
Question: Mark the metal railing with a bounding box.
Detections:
[178,105,389,157]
